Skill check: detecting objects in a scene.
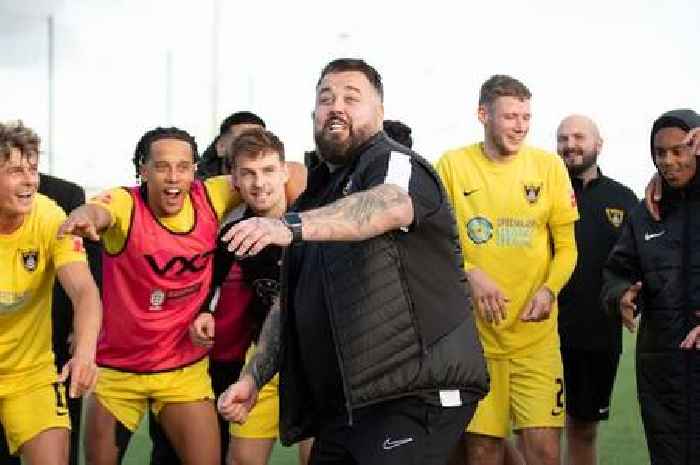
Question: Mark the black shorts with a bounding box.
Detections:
[309,395,476,465]
[561,348,620,422]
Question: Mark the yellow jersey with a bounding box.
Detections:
[436,143,578,358]
[0,194,87,395]
[89,176,239,253]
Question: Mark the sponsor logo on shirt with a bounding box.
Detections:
[605,208,624,228]
[144,250,215,276]
[149,289,166,311]
[0,291,31,314]
[496,218,535,247]
[466,217,493,244]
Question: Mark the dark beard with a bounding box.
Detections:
[564,149,599,176]
[314,125,376,165]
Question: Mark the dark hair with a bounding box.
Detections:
[132,127,198,179]
[479,75,531,107]
[0,120,40,162]
[317,58,383,101]
[383,120,413,148]
[219,111,266,135]
[227,128,285,169]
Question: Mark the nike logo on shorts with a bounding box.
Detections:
[464,189,479,197]
[644,231,665,241]
[383,437,414,450]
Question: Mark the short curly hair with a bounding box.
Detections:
[0,120,40,163]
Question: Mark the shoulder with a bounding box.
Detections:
[33,193,66,220]
[39,173,83,195]
[601,176,637,199]
[437,143,481,167]
[523,146,562,165]
[204,175,232,195]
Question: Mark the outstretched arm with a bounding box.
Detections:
[57,203,113,241]
[223,183,414,256]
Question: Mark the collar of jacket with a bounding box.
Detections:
[570,166,604,193]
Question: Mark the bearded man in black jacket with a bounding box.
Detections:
[216,58,489,465]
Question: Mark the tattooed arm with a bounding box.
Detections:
[222,184,414,255]
[241,298,282,389]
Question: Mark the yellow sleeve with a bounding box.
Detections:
[435,154,476,272]
[88,187,133,254]
[548,157,579,226]
[46,206,87,269]
[543,222,577,296]
[204,176,241,221]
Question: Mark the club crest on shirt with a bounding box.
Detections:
[20,249,39,272]
[523,183,542,204]
[605,208,625,228]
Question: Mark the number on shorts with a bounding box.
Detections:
[551,377,564,416]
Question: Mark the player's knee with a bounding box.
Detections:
[568,420,597,444]
[466,434,503,462]
[528,437,560,465]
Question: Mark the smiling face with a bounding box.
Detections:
[0,147,39,229]
[479,96,531,157]
[654,126,697,188]
[557,115,602,177]
[313,70,384,165]
[138,138,195,217]
[231,149,288,218]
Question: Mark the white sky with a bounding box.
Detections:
[1,0,699,196]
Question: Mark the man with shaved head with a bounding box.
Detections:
[555,115,637,465]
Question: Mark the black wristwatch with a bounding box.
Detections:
[282,212,303,243]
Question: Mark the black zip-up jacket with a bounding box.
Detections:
[278,133,489,445]
[558,170,637,352]
[602,112,700,464]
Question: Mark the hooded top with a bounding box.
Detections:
[650,108,700,163]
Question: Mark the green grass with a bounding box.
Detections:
[85,331,648,465]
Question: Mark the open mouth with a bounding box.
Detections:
[16,192,34,202]
[163,188,182,202]
[326,117,348,133]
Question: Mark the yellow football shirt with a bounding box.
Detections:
[89,176,240,253]
[0,194,87,395]
[436,143,579,358]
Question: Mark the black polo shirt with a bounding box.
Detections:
[558,169,638,352]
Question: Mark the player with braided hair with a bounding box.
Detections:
[60,126,237,465]
[60,125,306,465]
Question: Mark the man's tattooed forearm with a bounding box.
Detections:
[302,184,413,239]
[241,300,281,389]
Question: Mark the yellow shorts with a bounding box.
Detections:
[467,348,565,437]
[95,358,213,431]
[230,344,279,439]
[0,382,70,455]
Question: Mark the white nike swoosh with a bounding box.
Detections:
[383,437,414,450]
[644,231,665,241]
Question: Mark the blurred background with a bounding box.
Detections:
[1,0,698,195]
